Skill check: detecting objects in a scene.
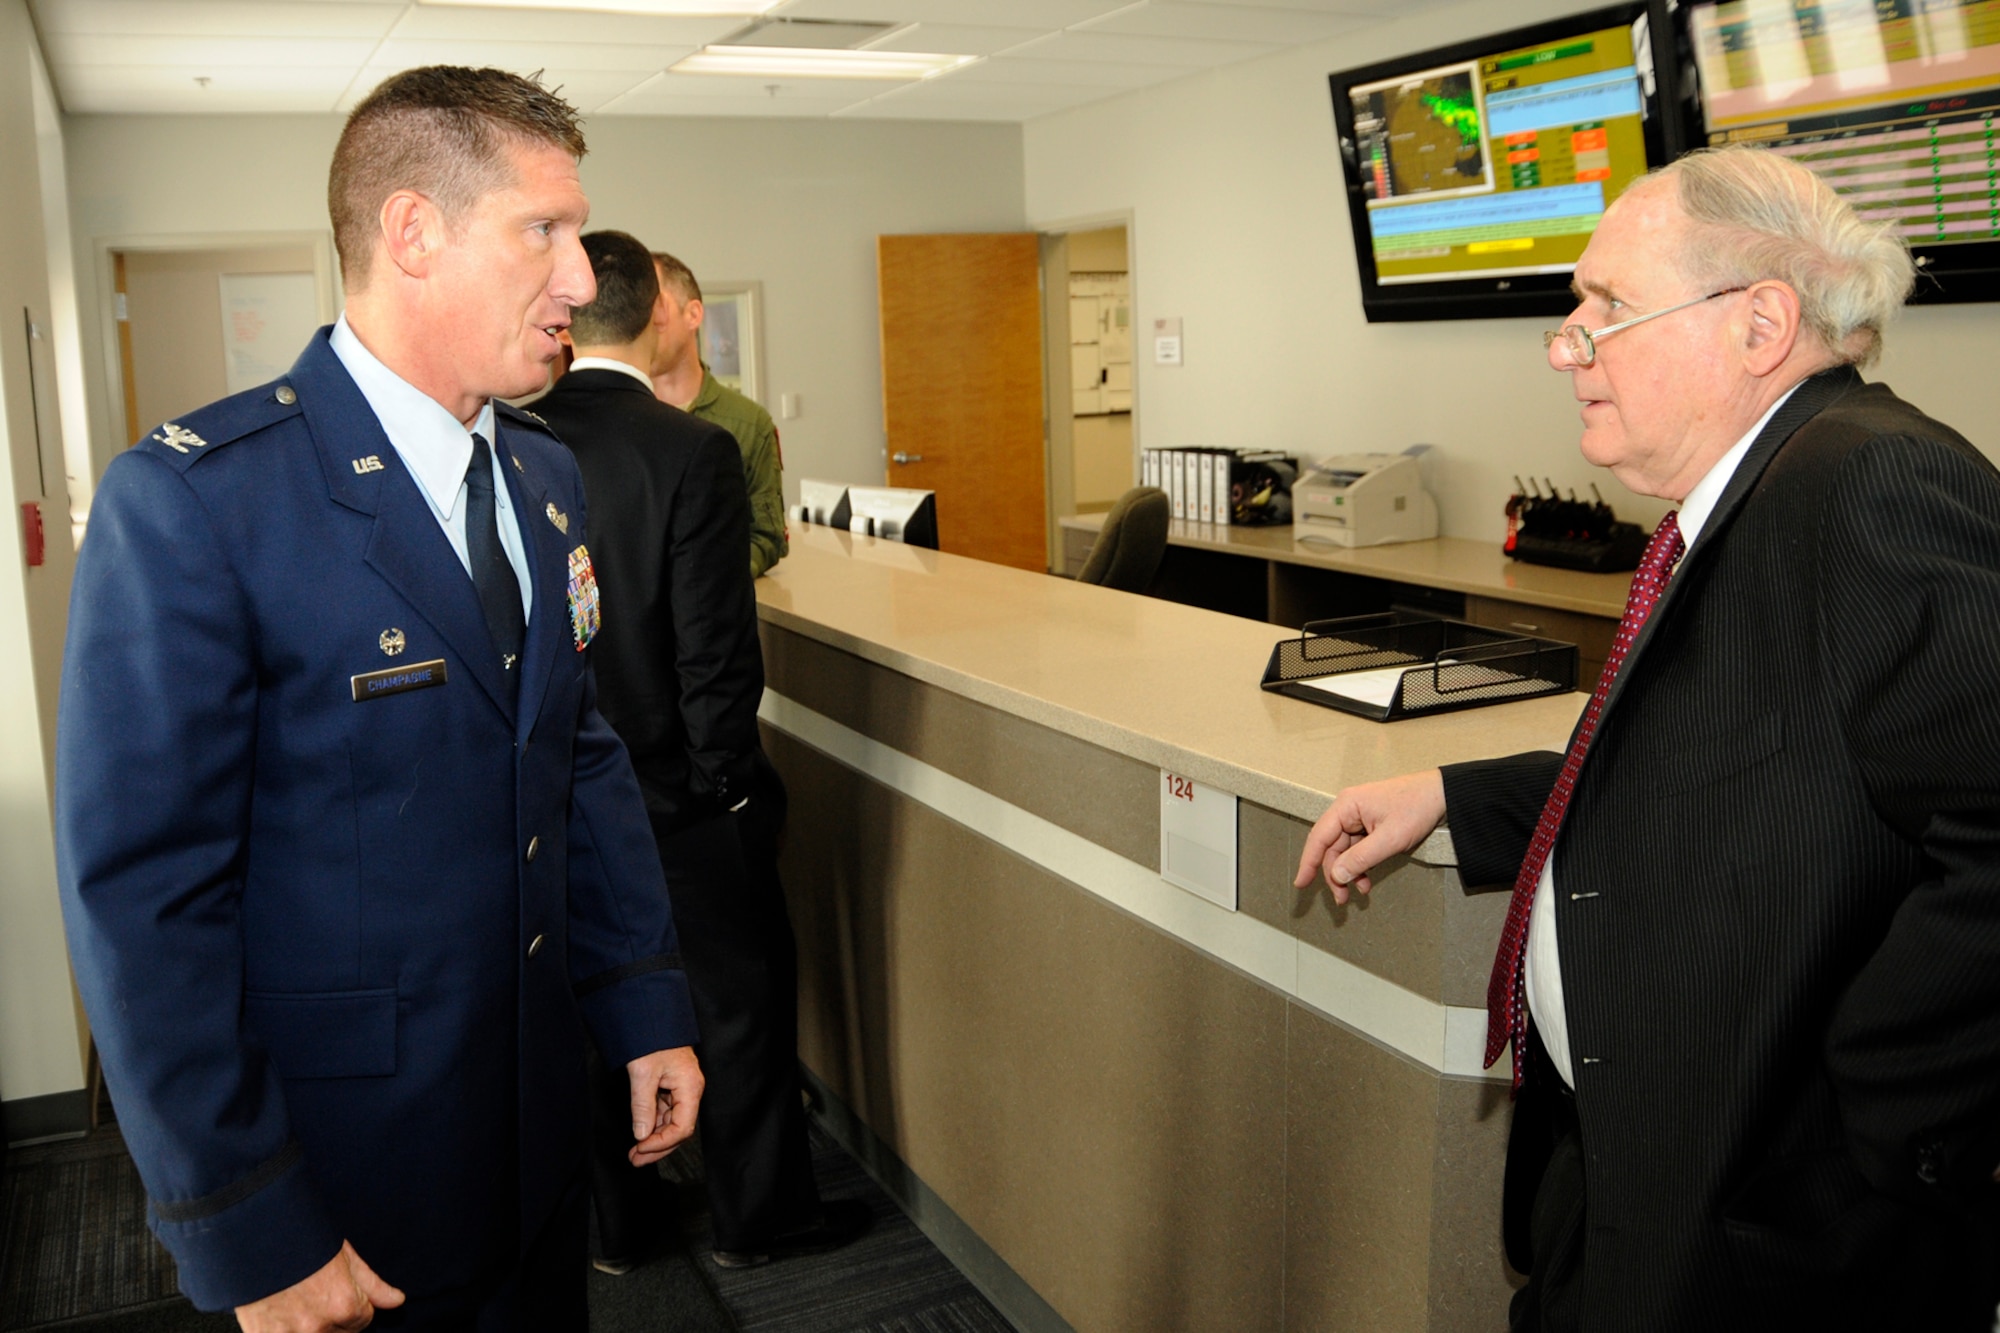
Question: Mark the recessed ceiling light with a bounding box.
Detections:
[670,46,975,79]
[416,0,782,15]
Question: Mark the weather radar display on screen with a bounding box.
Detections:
[1349,23,1653,284]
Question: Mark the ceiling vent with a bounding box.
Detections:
[720,18,900,50]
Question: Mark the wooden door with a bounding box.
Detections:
[878,233,1046,571]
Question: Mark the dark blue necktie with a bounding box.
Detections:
[465,433,525,683]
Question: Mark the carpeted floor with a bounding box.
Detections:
[0,1114,1008,1333]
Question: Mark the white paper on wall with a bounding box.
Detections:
[219,272,319,395]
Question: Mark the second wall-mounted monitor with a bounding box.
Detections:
[1679,0,2000,305]
[845,486,939,550]
[1329,3,1676,321]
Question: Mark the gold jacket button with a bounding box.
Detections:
[528,934,544,959]
[525,835,539,862]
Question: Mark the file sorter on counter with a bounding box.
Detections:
[1261,612,1578,722]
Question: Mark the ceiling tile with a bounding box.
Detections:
[44,33,382,68]
[366,37,693,72]
[600,70,897,100]
[860,23,1048,57]
[771,0,1128,26]
[939,55,1194,88]
[1075,1,1367,44]
[60,61,355,113]
[857,77,1103,108]
[31,0,405,38]
[1154,0,1438,13]
[387,5,748,46]
[1004,29,1279,68]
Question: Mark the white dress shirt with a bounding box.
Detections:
[1528,384,1799,1085]
[566,355,656,392]
[329,317,532,623]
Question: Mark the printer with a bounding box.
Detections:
[1292,451,1439,547]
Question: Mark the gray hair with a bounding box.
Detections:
[1652,145,1912,368]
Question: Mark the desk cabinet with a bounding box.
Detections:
[1465,595,1615,685]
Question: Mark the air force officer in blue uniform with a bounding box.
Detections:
[55,68,703,1331]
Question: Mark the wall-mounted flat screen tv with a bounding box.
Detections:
[1330,3,1677,321]
[1679,0,2000,304]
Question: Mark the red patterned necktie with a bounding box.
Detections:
[1485,512,1686,1088]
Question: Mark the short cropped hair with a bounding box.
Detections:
[330,66,587,292]
[1654,145,1912,368]
[571,231,661,346]
[650,251,703,305]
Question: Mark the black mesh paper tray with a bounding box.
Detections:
[1260,612,1578,722]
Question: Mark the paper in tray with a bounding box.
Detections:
[1261,613,1578,722]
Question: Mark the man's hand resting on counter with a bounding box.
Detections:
[1294,769,1447,905]
[235,1240,404,1332]
[627,1046,705,1167]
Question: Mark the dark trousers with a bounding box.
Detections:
[589,761,820,1253]
[1507,1030,1586,1333]
[374,1162,588,1332]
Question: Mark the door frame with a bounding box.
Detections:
[1032,208,1137,574]
[92,230,340,455]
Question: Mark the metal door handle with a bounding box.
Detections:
[891,452,924,465]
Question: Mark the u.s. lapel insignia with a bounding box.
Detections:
[567,545,600,651]
[546,502,569,535]
[379,628,406,657]
[152,423,207,454]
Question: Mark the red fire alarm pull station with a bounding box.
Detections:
[22,502,44,567]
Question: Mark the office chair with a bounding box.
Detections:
[1076,486,1170,594]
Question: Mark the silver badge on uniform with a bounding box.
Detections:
[152,423,208,454]
[546,502,569,535]
[379,628,406,657]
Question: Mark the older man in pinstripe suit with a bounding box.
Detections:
[1296,146,2000,1332]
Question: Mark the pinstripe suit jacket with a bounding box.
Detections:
[1443,366,2000,1331]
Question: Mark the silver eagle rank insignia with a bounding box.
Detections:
[152,423,208,454]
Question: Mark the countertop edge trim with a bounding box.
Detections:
[760,688,1505,1083]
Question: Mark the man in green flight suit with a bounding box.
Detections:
[648,252,788,578]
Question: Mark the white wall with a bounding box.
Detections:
[1023,0,2000,542]
[64,113,1026,500]
[0,0,87,1111]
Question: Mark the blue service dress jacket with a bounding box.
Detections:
[54,329,700,1312]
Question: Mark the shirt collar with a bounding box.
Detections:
[330,315,495,520]
[689,362,721,412]
[567,356,656,392]
[1677,382,1800,548]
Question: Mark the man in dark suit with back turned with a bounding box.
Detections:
[532,230,862,1272]
[55,69,704,1331]
[1296,145,2000,1332]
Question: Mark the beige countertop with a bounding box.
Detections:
[1060,512,1631,619]
[759,527,1583,823]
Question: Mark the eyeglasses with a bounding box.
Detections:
[1543,287,1749,367]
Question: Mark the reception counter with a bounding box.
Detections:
[757,527,1584,1332]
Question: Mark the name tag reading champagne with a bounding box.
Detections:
[351,659,448,702]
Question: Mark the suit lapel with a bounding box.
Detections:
[291,331,516,724]
[499,422,566,740]
[1594,364,1862,727]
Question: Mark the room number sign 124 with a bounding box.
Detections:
[1158,769,1238,911]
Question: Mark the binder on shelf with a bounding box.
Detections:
[1261,612,1578,722]
[1197,449,1215,523]
[1211,451,1231,525]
